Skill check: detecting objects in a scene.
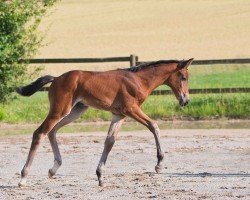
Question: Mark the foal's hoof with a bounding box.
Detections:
[18,182,26,187]
[48,169,55,178]
[155,165,163,173]
[18,179,27,187]
[98,181,104,187]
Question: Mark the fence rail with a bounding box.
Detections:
[21,54,139,66]
[39,87,250,95]
[136,58,250,65]
[192,58,250,65]
[22,55,250,95]
[151,88,250,95]
[23,57,250,66]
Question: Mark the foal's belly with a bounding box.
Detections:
[79,93,125,115]
[79,94,112,111]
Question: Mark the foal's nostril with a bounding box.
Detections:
[181,99,189,107]
[179,95,190,107]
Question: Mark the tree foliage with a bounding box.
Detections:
[0,0,57,102]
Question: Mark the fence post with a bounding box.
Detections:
[130,54,137,67]
[135,55,139,65]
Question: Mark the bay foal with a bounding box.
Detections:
[17,59,193,187]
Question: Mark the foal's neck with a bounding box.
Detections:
[137,63,178,94]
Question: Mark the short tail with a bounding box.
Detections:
[16,75,55,96]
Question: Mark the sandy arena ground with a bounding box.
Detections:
[0,129,249,199]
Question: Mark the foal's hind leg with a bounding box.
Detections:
[96,114,125,186]
[48,103,88,178]
[19,106,72,187]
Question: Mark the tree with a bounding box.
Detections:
[0,0,58,102]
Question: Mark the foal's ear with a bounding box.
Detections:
[177,58,194,69]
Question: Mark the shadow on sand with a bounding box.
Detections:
[0,185,18,189]
[161,172,250,178]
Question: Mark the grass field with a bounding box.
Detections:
[148,64,250,91]
[0,92,249,123]
[189,64,250,89]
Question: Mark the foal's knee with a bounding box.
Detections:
[148,122,160,133]
[32,129,45,146]
[105,135,115,147]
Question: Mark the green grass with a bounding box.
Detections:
[0,92,249,123]
[157,64,250,90]
[189,64,250,89]
[143,94,250,119]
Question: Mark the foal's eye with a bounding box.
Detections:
[181,77,187,81]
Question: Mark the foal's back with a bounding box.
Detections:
[48,69,142,112]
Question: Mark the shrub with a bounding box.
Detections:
[0,0,58,102]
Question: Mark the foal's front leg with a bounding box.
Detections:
[96,114,125,186]
[126,105,164,173]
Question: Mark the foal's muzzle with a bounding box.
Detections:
[179,94,189,107]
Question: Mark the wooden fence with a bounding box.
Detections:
[23,54,139,67]
[23,55,250,95]
[136,58,250,66]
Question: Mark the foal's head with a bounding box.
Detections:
[165,58,193,107]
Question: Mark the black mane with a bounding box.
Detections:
[124,60,180,72]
